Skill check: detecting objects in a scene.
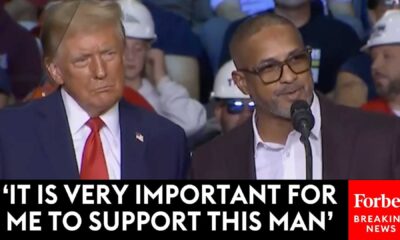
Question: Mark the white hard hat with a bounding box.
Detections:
[211,60,250,99]
[118,0,157,40]
[362,10,400,51]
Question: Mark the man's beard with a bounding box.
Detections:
[377,79,400,101]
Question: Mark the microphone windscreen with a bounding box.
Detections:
[290,100,315,136]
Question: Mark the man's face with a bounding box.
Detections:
[215,99,254,133]
[49,24,125,117]
[371,45,400,101]
[232,25,313,119]
[123,38,149,81]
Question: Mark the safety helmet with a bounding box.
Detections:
[362,10,400,51]
[211,60,250,99]
[118,0,157,40]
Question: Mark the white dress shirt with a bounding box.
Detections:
[253,93,322,179]
[393,109,400,117]
[61,89,121,179]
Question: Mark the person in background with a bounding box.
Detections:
[119,0,206,137]
[4,0,46,31]
[141,0,213,103]
[0,0,189,179]
[334,0,400,107]
[361,10,400,116]
[0,67,10,108]
[327,0,365,38]
[191,13,400,179]
[212,60,254,133]
[142,0,214,28]
[0,1,42,101]
[191,60,254,148]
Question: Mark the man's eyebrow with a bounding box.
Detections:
[288,47,305,56]
[71,53,91,60]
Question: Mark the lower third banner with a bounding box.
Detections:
[0,181,347,236]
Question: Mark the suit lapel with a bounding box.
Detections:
[119,100,147,179]
[319,96,356,179]
[35,90,79,179]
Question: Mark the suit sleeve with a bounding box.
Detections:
[393,119,400,179]
[188,146,208,180]
[177,127,191,179]
[0,129,4,179]
[0,152,3,179]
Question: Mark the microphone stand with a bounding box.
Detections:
[300,134,313,180]
[291,100,315,180]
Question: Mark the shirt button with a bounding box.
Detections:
[285,152,290,158]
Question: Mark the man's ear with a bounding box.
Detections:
[232,70,250,95]
[45,58,64,85]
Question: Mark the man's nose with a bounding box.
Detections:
[92,55,107,79]
[280,63,297,84]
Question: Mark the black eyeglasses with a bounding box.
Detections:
[224,99,255,114]
[237,47,312,85]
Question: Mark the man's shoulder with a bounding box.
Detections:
[0,97,52,139]
[322,98,400,130]
[350,107,399,129]
[120,100,185,135]
[0,99,42,123]
[190,120,253,179]
[194,120,252,155]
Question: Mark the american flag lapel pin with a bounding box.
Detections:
[136,132,144,142]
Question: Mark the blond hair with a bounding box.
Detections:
[41,0,124,60]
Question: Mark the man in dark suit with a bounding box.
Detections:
[0,0,189,179]
[191,13,400,180]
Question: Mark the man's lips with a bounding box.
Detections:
[278,87,302,96]
[94,85,114,93]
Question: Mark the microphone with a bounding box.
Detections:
[290,100,315,180]
[290,100,315,138]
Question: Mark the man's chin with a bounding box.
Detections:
[271,107,291,120]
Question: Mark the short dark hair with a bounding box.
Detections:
[229,13,301,63]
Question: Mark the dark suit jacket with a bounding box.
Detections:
[191,96,400,179]
[0,90,189,179]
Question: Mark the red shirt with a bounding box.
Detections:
[123,87,154,112]
[361,98,394,116]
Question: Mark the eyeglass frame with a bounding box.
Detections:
[236,46,313,85]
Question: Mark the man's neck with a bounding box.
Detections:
[255,111,293,145]
[274,3,311,28]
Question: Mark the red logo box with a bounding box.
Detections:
[349,180,400,240]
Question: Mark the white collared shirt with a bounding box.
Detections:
[138,77,206,136]
[61,88,121,179]
[253,93,322,179]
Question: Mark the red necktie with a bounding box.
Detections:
[80,117,109,180]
